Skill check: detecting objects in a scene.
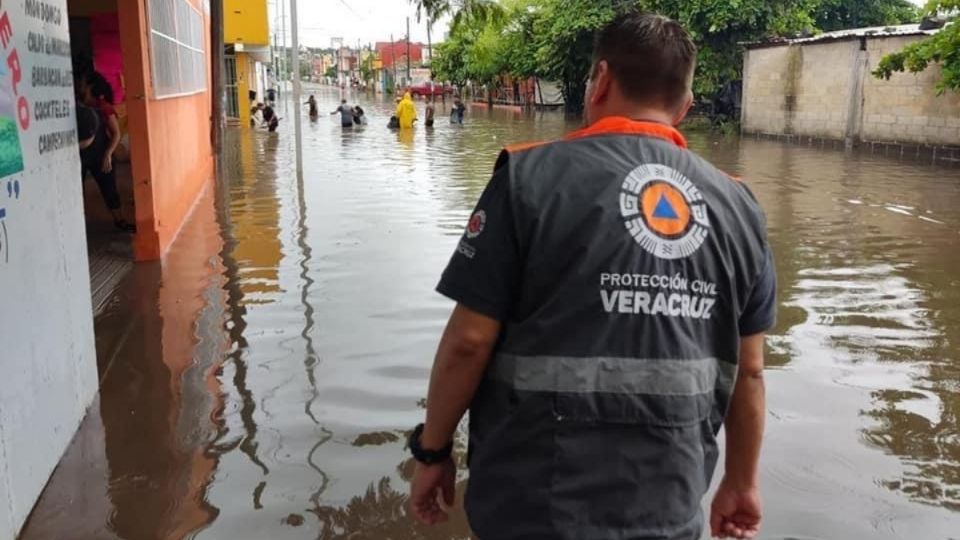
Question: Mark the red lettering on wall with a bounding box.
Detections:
[0,10,30,133]
[0,13,11,49]
[17,96,28,130]
[6,49,20,94]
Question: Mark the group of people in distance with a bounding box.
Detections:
[388,92,466,130]
[251,90,467,133]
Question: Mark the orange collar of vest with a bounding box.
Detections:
[565,116,688,149]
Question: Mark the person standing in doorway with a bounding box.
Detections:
[409,11,775,540]
[305,95,319,119]
[79,71,134,232]
[331,99,354,128]
[424,98,436,128]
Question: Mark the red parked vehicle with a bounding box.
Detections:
[408,83,450,97]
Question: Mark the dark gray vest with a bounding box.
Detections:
[465,129,769,540]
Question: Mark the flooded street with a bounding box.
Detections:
[21,88,960,539]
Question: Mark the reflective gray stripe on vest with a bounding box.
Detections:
[489,354,736,396]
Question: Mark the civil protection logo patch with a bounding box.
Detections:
[619,164,710,260]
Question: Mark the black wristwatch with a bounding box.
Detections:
[408,423,453,465]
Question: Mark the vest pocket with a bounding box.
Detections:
[550,392,713,535]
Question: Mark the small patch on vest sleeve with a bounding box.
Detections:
[466,210,487,239]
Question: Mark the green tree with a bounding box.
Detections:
[413,0,507,85]
[434,0,829,112]
[874,0,960,94]
[411,0,505,30]
[645,0,820,98]
[497,0,541,79]
[529,0,820,112]
[324,65,337,79]
[532,0,624,112]
[813,0,918,31]
[359,55,375,86]
[432,30,472,90]
[430,5,513,90]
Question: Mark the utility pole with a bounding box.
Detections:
[406,17,412,85]
[272,0,280,92]
[272,31,278,88]
[210,0,223,156]
[280,0,287,96]
[290,0,303,177]
[390,33,397,93]
[427,20,433,94]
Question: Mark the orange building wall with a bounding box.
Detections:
[146,93,214,257]
[119,0,214,260]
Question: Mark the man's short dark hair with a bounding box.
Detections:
[593,12,697,110]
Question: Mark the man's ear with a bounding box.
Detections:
[590,60,612,105]
[672,90,694,126]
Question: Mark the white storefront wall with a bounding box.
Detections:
[0,0,98,537]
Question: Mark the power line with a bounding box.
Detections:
[335,0,364,19]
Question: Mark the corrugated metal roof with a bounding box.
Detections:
[743,23,945,49]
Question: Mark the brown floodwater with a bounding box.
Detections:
[20,88,960,539]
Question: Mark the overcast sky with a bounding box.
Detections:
[268,0,928,49]
[268,0,452,49]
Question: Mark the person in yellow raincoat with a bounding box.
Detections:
[396,92,418,129]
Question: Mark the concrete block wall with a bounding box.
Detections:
[791,41,858,139]
[742,46,791,135]
[861,36,960,145]
[742,34,960,149]
[0,1,99,537]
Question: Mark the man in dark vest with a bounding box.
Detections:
[409,11,776,540]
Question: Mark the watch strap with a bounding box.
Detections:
[409,423,453,465]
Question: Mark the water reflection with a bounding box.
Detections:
[20,187,227,539]
[19,89,960,540]
[310,475,471,540]
[705,136,960,531]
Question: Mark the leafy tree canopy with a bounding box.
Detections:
[874,1,960,94]
[422,0,951,113]
[814,0,919,32]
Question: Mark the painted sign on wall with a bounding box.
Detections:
[0,0,79,263]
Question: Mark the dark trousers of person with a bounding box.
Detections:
[82,162,121,210]
[342,122,353,128]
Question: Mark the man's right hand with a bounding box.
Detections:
[409,459,456,526]
[709,479,762,539]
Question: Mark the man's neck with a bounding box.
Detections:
[595,106,675,127]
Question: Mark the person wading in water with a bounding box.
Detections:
[409,11,776,540]
[305,95,319,119]
[331,99,354,128]
[260,103,279,132]
[425,98,436,128]
[450,97,466,124]
[396,92,418,129]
